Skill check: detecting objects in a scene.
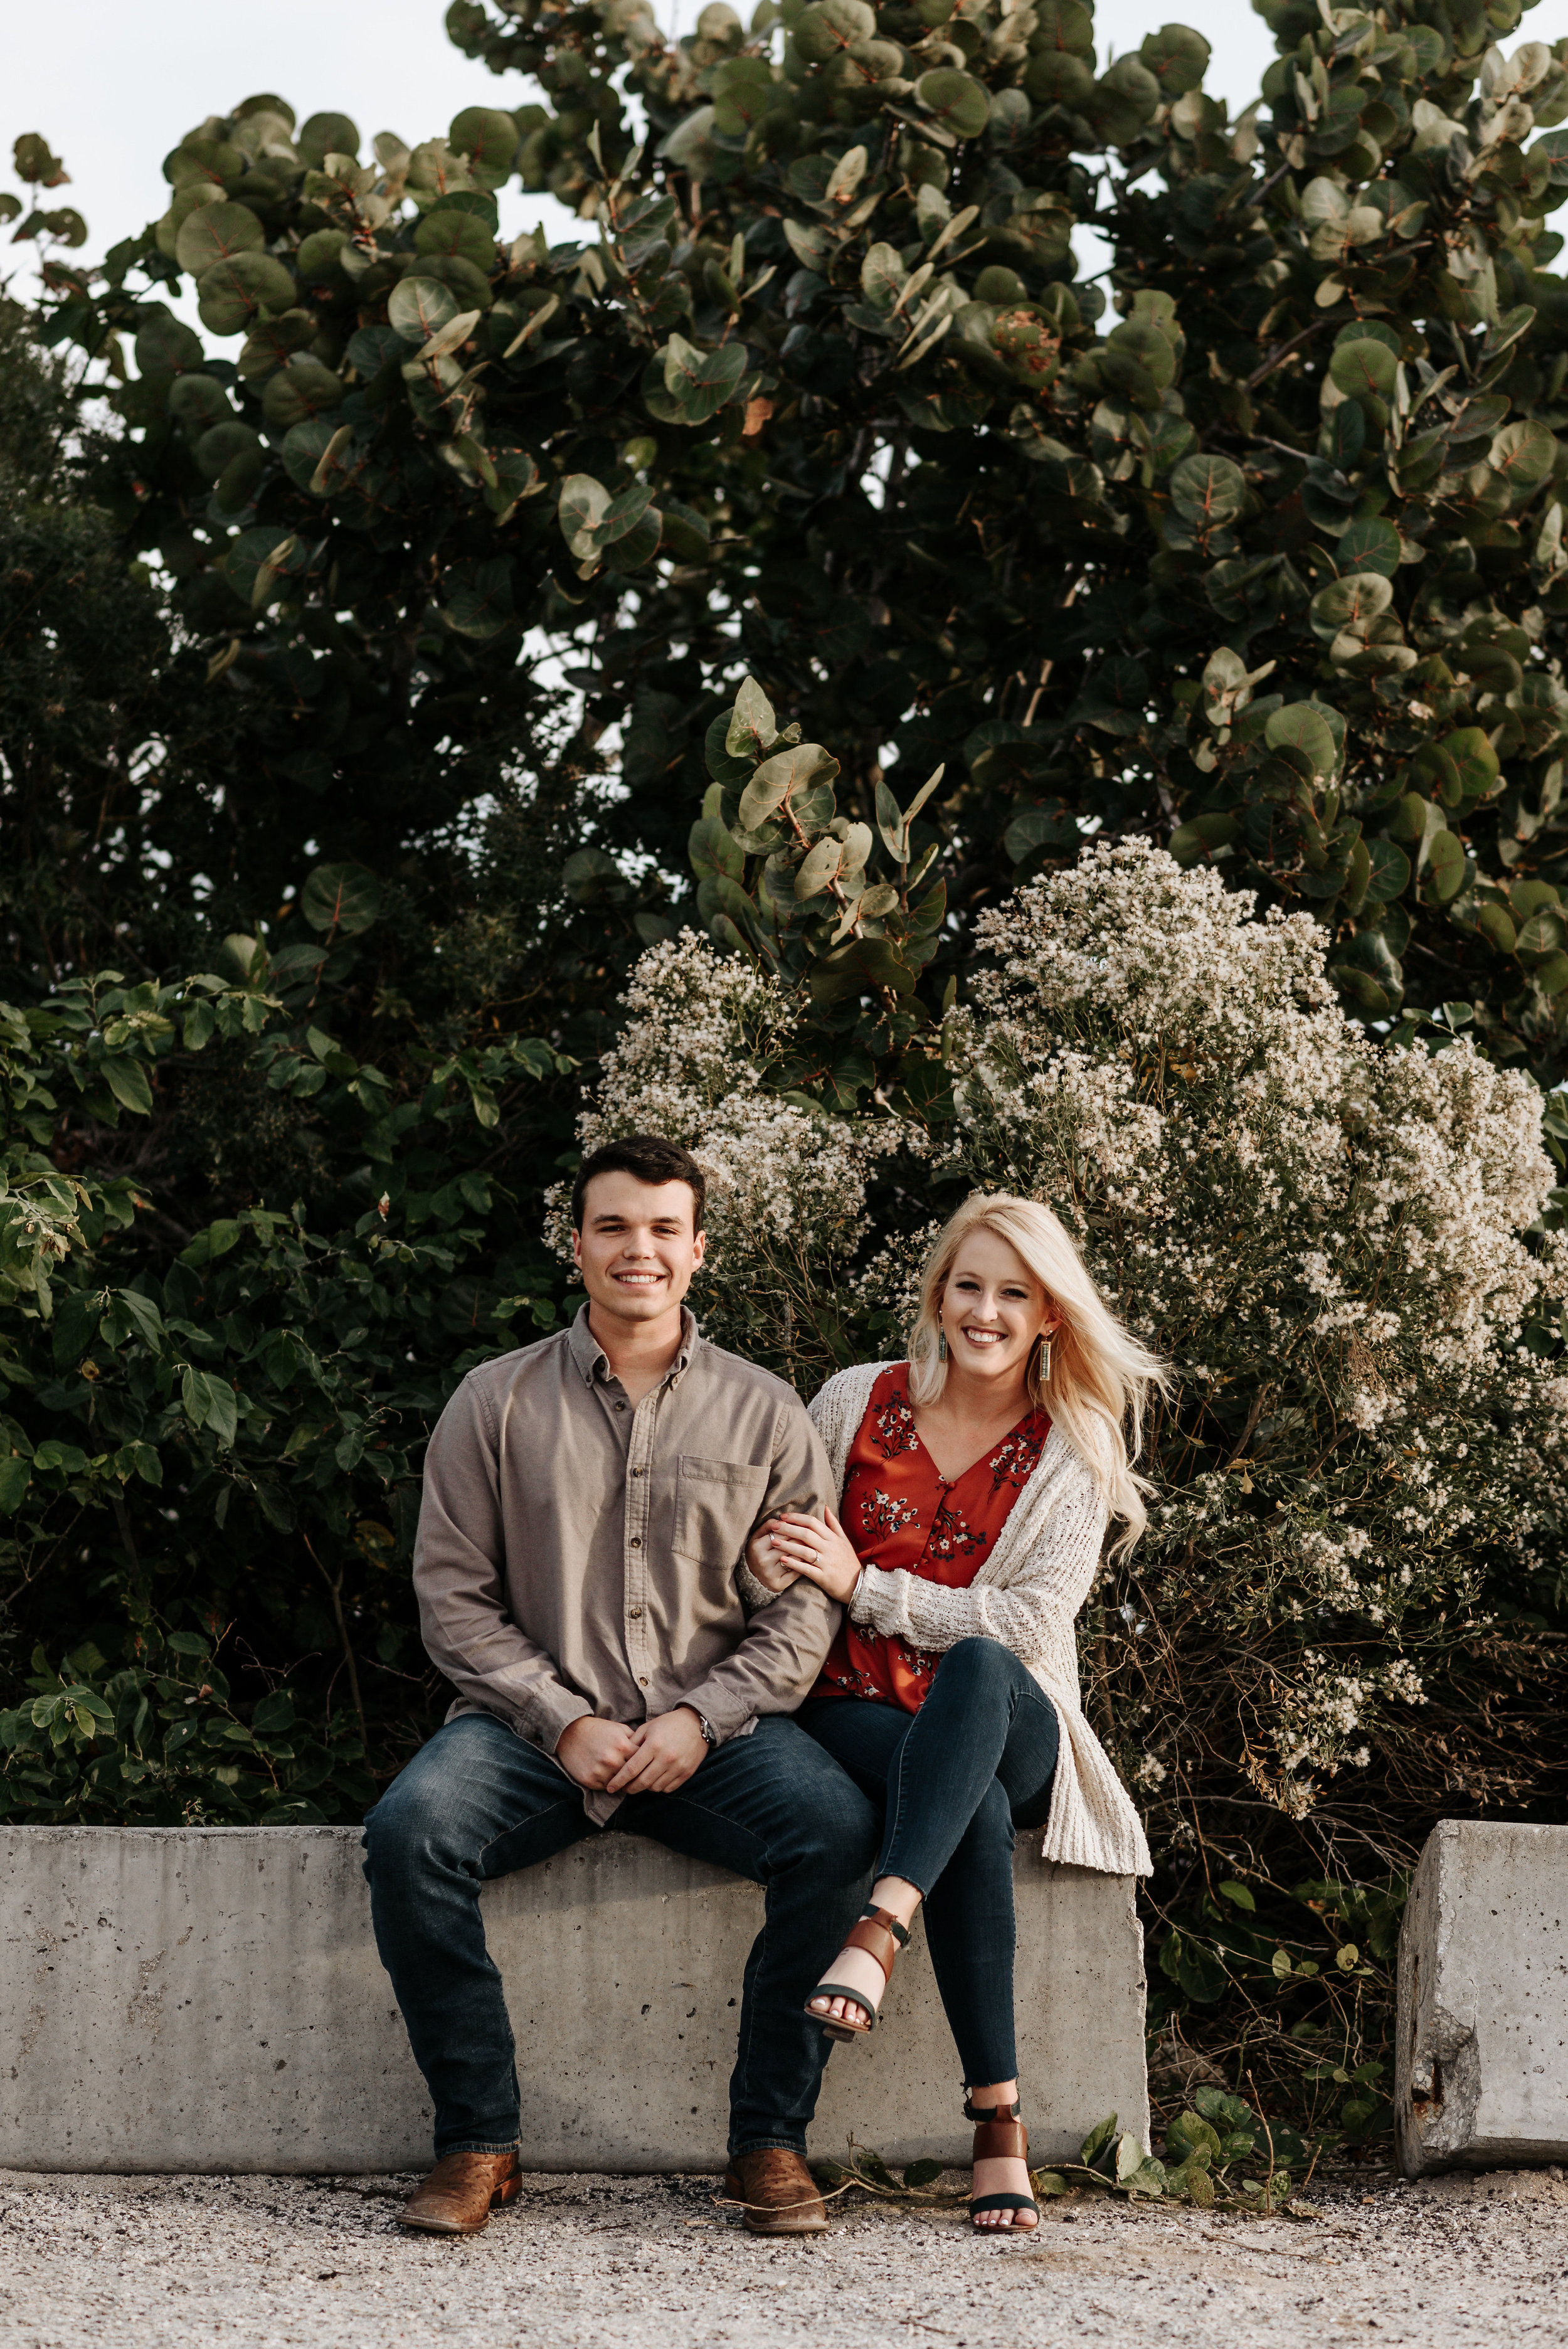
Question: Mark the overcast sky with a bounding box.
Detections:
[8,0,1288,277]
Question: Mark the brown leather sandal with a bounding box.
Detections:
[804,1906,911,2040]
[966,2096,1039,2231]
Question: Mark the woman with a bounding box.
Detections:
[744,1192,1162,2234]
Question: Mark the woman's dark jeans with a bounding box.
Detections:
[797,1636,1059,2089]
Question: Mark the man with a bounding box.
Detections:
[364,1132,878,2239]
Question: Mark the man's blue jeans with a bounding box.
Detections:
[797,1638,1061,2089]
[363,1710,881,2161]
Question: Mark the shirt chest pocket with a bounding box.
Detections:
[672,1455,770,1567]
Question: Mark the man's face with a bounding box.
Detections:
[572,1171,706,1327]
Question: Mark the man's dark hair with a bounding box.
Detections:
[571,1134,706,1234]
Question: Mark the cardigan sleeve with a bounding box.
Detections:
[847,1445,1108,1660]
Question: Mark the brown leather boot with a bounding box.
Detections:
[398,2149,523,2235]
[721,2148,829,2236]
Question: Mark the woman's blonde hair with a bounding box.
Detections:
[907,1192,1167,1554]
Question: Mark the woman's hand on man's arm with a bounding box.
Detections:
[753,1507,862,1605]
[744,1517,798,1594]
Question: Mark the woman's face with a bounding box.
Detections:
[937,1229,1061,1392]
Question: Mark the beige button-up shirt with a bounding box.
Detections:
[413,1305,840,1821]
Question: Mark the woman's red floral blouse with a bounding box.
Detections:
[810,1363,1051,1715]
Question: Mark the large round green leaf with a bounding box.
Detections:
[413,255,494,312]
[213,442,265,516]
[1169,452,1246,525]
[1425,829,1467,903]
[603,506,664,573]
[235,91,296,130]
[194,420,262,485]
[1097,54,1162,115]
[1333,926,1404,1013]
[663,333,748,425]
[302,863,383,936]
[1330,337,1398,400]
[174,201,265,279]
[917,70,991,138]
[1515,909,1567,960]
[167,374,230,428]
[1362,835,1411,903]
[1335,516,1401,577]
[1309,571,1394,640]
[1140,23,1210,93]
[197,251,297,335]
[261,359,346,431]
[134,308,204,377]
[388,276,459,343]
[297,112,360,166]
[1029,0,1093,48]
[793,0,876,62]
[450,107,521,189]
[1476,900,1517,953]
[1024,50,1096,105]
[296,228,351,282]
[1490,420,1557,496]
[559,474,610,561]
[1264,703,1337,776]
[415,209,496,271]
[1417,726,1500,809]
[166,137,245,189]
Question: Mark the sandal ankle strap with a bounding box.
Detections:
[842,1906,911,1982]
[963,2096,1022,2123]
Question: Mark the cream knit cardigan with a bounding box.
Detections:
[797,1362,1150,1879]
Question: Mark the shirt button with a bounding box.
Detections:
[629,1606,643,1620]
[630,1535,642,1548]
[638,1677,649,1688]
[614,1401,626,1413]
[632,1466,644,1478]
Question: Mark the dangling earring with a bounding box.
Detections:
[1040,1332,1053,1386]
[937,1327,948,1362]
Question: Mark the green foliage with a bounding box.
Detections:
[0,825,575,1824]
[16,0,1568,1072]
[444,0,1568,1074]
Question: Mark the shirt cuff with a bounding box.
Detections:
[517,1685,593,1756]
[676,1677,755,1746]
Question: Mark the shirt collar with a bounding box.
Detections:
[567,1300,701,1390]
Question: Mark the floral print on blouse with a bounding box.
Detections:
[811,1364,1051,1715]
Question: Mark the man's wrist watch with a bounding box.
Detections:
[685,1706,719,1748]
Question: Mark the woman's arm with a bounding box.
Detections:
[850,1451,1108,1660]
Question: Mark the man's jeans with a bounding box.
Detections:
[363,1710,881,2161]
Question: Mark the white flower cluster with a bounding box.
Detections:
[556,930,900,1355]
[1262,1647,1429,1814]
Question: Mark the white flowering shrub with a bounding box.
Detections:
[583,849,1568,1869]
[555,931,901,1363]
[942,840,1568,1825]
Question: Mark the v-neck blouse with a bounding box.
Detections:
[810,1364,1051,1714]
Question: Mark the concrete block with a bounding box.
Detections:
[1396,1820,1568,2177]
[1,1826,1148,2175]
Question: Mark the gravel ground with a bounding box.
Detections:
[2,2163,1567,2348]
